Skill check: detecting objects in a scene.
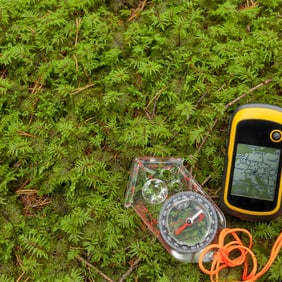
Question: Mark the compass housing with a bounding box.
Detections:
[158,191,218,253]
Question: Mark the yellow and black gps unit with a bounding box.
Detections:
[221,104,282,220]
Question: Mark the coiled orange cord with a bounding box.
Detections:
[198,228,282,282]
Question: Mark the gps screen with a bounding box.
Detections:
[231,143,281,201]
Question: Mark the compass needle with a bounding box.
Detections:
[175,209,204,235]
[159,192,218,253]
[175,222,190,235]
[191,209,204,222]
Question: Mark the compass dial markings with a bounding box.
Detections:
[158,191,218,253]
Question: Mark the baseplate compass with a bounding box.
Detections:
[125,157,226,262]
[158,191,218,253]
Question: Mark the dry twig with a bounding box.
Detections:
[71,83,95,95]
[145,87,167,119]
[16,188,51,216]
[127,0,148,22]
[239,0,259,10]
[29,77,44,95]
[17,130,34,137]
[16,272,25,282]
[28,77,44,124]
[119,257,141,282]
[196,79,273,154]
[75,18,82,46]
[77,255,115,282]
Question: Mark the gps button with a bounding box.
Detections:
[270,130,282,142]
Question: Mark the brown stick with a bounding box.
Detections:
[75,18,82,46]
[118,257,141,282]
[224,79,272,109]
[127,0,148,22]
[16,272,25,282]
[145,87,167,119]
[77,255,115,282]
[196,79,273,154]
[71,83,95,95]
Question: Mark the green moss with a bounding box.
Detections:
[0,0,281,280]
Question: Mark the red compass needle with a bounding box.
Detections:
[175,210,204,235]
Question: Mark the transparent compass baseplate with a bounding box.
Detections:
[125,157,226,263]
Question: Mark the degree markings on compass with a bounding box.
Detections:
[159,191,218,253]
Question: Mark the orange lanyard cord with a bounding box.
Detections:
[198,228,282,282]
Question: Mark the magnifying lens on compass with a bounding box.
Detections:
[158,191,218,253]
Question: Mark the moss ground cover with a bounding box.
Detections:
[0,0,282,281]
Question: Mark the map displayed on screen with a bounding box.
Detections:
[231,143,281,201]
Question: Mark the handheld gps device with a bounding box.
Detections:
[221,104,282,220]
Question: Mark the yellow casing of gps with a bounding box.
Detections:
[221,103,282,220]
